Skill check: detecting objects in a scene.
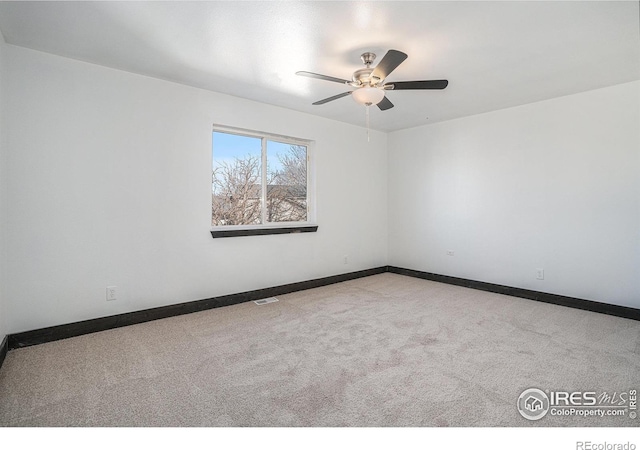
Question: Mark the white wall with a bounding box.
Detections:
[3,43,638,336]
[3,45,388,334]
[0,32,7,341]
[389,81,640,308]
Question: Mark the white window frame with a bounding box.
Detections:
[211,124,317,232]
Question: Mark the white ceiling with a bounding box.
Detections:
[0,1,639,132]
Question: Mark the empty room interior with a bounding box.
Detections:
[0,1,639,430]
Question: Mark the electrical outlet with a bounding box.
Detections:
[106,286,117,301]
[446,250,455,256]
[536,269,544,280]
[343,255,349,265]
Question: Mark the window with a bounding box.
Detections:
[211,125,316,237]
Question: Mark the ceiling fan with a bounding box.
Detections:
[296,49,448,111]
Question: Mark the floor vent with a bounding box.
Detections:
[254,297,279,305]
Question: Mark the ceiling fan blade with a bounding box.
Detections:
[371,50,408,82]
[296,71,350,84]
[377,96,394,111]
[386,80,449,90]
[312,91,353,105]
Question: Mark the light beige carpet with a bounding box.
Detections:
[0,273,639,427]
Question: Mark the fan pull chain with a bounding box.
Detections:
[366,104,370,142]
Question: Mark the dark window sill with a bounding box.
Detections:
[211,225,318,238]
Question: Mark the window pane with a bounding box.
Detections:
[212,132,263,226]
[266,141,307,223]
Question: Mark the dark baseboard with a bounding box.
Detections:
[7,264,639,351]
[8,266,387,349]
[0,335,8,372]
[387,266,640,322]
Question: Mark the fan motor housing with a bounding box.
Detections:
[351,68,379,86]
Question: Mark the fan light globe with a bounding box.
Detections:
[352,86,385,106]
